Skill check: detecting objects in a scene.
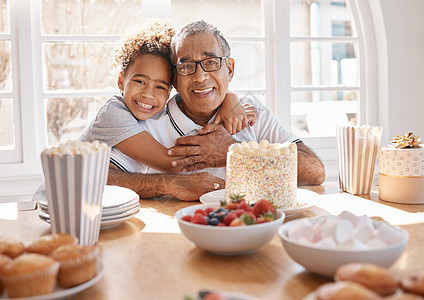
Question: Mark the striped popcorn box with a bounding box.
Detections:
[337,125,383,195]
[41,140,110,245]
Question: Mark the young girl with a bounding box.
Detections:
[81,20,255,173]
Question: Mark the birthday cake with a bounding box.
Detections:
[378,132,424,203]
[225,140,299,209]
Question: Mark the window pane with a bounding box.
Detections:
[0,0,9,33]
[291,90,358,137]
[0,41,12,91]
[290,41,358,87]
[230,42,265,90]
[0,98,14,149]
[42,0,148,35]
[290,0,355,37]
[43,42,118,91]
[45,97,108,146]
[171,0,264,37]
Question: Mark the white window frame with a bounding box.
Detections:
[0,0,383,201]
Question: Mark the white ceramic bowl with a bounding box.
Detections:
[176,204,285,255]
[278,217,409,277]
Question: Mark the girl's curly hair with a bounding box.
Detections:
[114,19,175,75]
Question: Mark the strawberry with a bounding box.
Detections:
[229,218,243,226]
[252,199,275,218]
[237,200,253,213]
[224,202,237,210]
[194,209,207,216]
[229,194,245,203]
[223,212,238,225]
[234,209,245,217]
[181,215,192,222]
[204,207,215,215]
[239,212,257,225]
[192,213,208,225]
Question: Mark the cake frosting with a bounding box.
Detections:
[225,140,299,208]
[378,132,424,204]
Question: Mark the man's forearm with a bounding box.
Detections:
[107,168,169,198]
[296,142,326,186]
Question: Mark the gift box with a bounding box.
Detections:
[378,133,424,204]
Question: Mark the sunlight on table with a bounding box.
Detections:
[137,207,180,233]
[0,203,18,220]
[314,193,424,226]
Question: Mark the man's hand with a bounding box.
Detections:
[167,172,225,201]
[167,124,237,172]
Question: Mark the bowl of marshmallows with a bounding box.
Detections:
[278,211,409,277]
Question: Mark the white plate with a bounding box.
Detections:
[199,188,318,215]
[33,185,139,209]
[38,200,140,218]
[0,261,104,300]
[38,208,139,230]
[100,210,140,229]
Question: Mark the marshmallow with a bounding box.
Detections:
[352,222,375,243]
[338,210,360,226]
[313,237,337,249]
[374,222,406,245]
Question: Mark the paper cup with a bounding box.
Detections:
[41,141,110,245]
[336,125,383,195]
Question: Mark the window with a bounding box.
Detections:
[0,0,379,199]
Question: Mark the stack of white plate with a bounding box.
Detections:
[34,185,140,230]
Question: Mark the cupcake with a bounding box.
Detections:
[50,244,98,288]
[0,253,59,298]
[0,254,12,295]
[0,240,25,258]
[315,281,381,300]
[385,293,424,300]
[400,274,424,296]
[335,263,399,296]
[26,233,77,255]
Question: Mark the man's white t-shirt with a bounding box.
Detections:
[81,94,299,179]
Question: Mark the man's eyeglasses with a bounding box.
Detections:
[174,56,229,76]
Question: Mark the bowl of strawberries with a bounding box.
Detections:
[175,195,285,255]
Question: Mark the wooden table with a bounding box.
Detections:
[1,181,424,300]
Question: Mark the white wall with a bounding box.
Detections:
[379,0,424,145]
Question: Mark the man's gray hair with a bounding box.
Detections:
[170,20,231,63]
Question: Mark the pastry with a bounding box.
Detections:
[0,240,25,258]
[335,263,399,296]
[315,281,381,300]
[385,293,424,300]
[400,274,424,296]
[26,233,77,255]
[0,254,12,295]
[50,244,98,288]
[0,253,59,298]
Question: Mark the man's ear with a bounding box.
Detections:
[172,71,178,91]
[117,72,124,92]
[227,58,235,82]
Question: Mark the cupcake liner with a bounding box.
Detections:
[2,262,59,298]
[56,247,99,288]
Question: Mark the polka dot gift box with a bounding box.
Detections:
[378,132,424,203]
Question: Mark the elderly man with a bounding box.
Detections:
[108,20,325,201]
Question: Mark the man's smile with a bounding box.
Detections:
[192,87,213,95]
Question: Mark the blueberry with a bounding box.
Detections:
[208,217,219,226]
